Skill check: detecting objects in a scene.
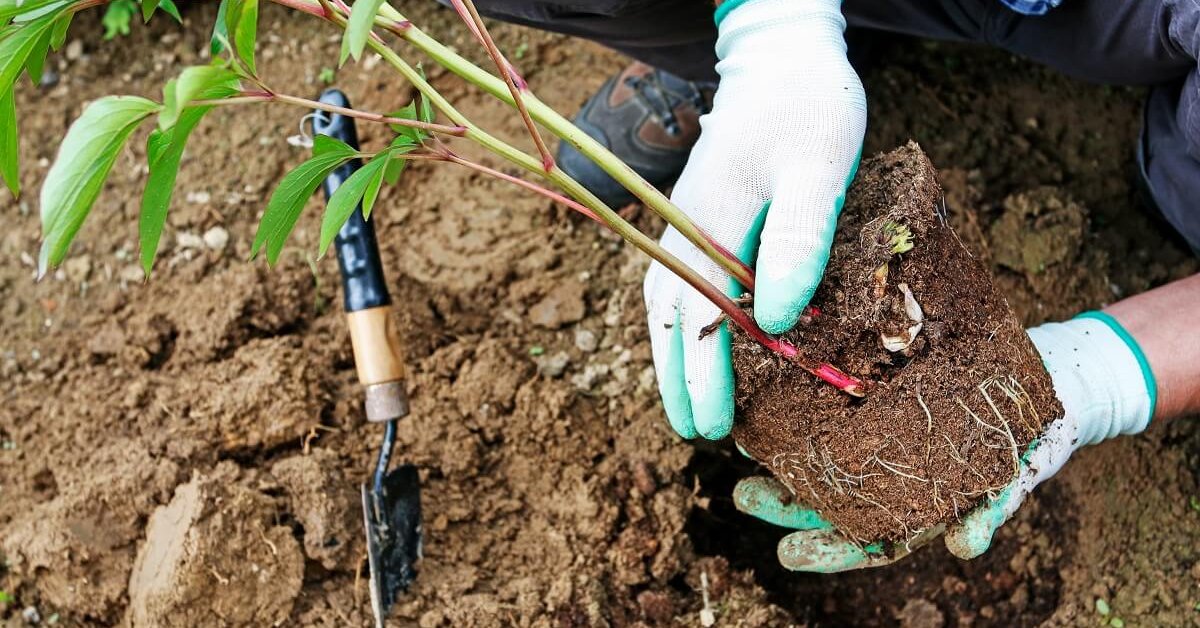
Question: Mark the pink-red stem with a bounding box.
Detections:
[449,0,555,171]
[444,154,603,223]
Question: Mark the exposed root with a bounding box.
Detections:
[873,456,929,483]
[941,434,993,487]
[956,395,1020,481]
[917,389,933,466]
[987,375,1040,438]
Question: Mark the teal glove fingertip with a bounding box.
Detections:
[777,530,879,573]
[944,485,1015,559]
[661,312,698,439]
[753,260,827,335]
[690,322,735,440]
[752,148,861,335]
[733,477,834,531]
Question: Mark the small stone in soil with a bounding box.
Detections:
[574,328,598,352]
[176,232,205,250]
[118,265,144,283]
[203,226,230,251]
[63,256,91,283]
[535,351,570,378]
[571,363,608,390]
[528,280,586,329]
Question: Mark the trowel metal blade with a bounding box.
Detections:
[362,464,422,627]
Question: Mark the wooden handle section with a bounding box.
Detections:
[346,306,406,385]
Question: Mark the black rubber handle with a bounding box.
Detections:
[315,88,391,313]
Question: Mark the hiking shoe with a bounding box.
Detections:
[557,62,715,207]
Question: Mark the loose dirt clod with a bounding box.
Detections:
[732,143,1063,544]
[126,463,304,627]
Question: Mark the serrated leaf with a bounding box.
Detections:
[223,0,257,76]
[159,64,238,129]
[252,145,356,264]
[210,0,228,55]
[0,13,54,93]
[39,95,159,277]
[1,89,18,196]
[318,153,386,256]
[101,0,135,39]
[140,81,229,275]
[49,11,70,49]
[342,0,385,65]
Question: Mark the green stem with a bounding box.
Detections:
[450,0,555,171]
[261,0,863,395]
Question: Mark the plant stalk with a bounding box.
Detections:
[382,9,755,291]
[263,0,863,395]
[443,154,600,222]
[449,0,555,171]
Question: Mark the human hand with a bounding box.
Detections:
[644,0,866,440]
[732,312,1156,571]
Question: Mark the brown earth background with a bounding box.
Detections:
[2,3,1199,626]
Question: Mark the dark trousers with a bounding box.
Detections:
[468,0,1200,250]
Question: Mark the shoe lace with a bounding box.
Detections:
[624,72,711,137]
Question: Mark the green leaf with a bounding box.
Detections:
[415,64,434,124]
[23,20,52,82]
[361,157,386,218]
[223,0,257,76]
[0,0,66,23]
[312,134,353,157]
[318,153,387,256]
[210,0,228,56]
[39,95,160,277]
[159,65,239,130]
[0,13,54,93]
[418,94,433,125]
[251,141,356,264]
[140,80,232,274]
[342,0,385,65]
[157,0,180,22]
[0,89,18,196]
[49,11,70,49]
[102,0,135,39]
[387,102,428,143]
[140,0,159,22]
[382,142,415,185]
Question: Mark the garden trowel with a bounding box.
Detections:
[314,88,422,627]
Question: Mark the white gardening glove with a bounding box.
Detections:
[732,311,1157,571]
[644,0,866,440]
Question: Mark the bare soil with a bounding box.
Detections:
[733,144,1060,543]
[1,4,1198,627]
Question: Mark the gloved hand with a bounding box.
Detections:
[644,0,866,440]
[732,312,1157,572]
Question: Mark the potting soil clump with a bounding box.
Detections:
[732,142,1063,544]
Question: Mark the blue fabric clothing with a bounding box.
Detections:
[1000,0,1061,16]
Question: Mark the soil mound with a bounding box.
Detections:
[732,143,1063,543]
